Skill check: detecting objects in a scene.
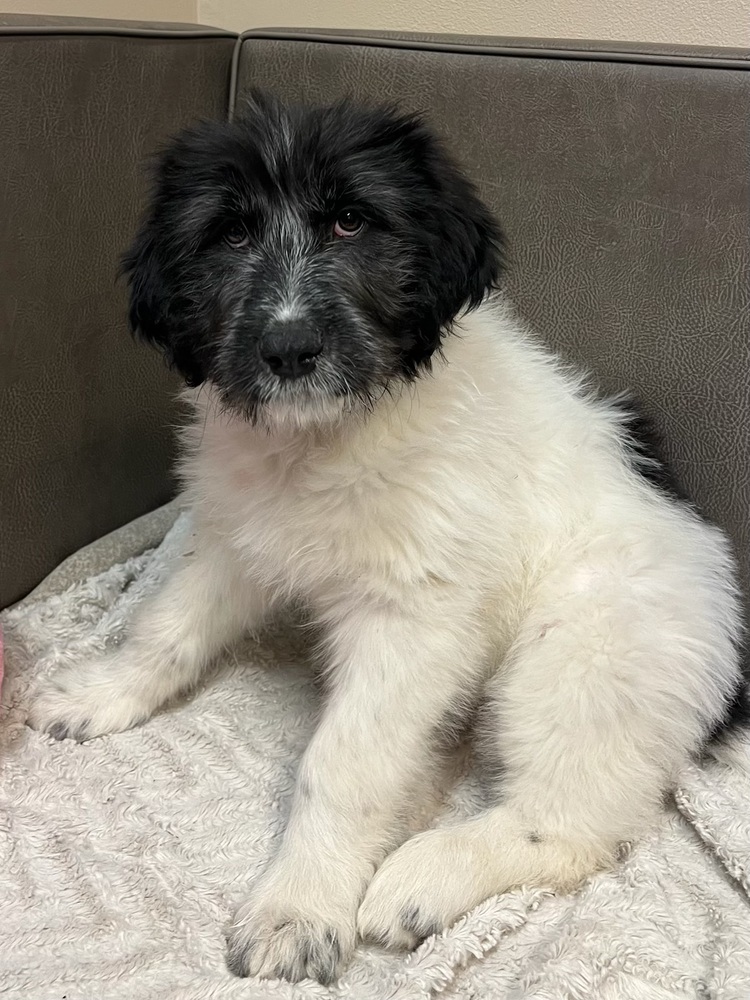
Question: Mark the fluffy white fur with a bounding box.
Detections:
[28,298,742,982]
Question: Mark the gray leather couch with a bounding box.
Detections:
[1,18,748,641]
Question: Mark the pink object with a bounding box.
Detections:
[0,622,3,696]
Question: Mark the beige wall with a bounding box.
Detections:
[1,0,747,47]
[199,0,749,47]
[1,0,196,21]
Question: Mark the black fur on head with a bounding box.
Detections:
[122,91,503,422]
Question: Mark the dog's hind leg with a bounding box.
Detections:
[358,557,728,948]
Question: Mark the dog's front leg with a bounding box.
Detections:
[27,525,270,741]
[226,595,485,984]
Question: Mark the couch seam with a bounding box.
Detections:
[0,26,235,40]
[236,28,750,72]
[228,33,245,121]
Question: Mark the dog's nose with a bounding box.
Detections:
[261,321,322,380]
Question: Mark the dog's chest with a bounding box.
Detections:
[200,431,444,598]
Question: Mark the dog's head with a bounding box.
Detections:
[123,92,503,426]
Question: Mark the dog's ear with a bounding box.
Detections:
[121,131,221,388]
[398,116,504,361]
[431,166,504,316]
[121,225,163,349]
[422,127,503,316]
[121,220,207,388]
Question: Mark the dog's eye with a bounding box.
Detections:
[333,209,364,238]
[223,222,250,249]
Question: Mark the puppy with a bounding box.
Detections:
[29,92,746,985]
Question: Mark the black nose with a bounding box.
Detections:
[261,321,322,380]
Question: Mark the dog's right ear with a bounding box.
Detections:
[121,187,208,388]
[121,225,162,346]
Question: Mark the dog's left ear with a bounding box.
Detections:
[441,186,504,313]
[423,131,504,320]
[400,117,504,358]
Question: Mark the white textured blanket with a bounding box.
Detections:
[2,511,750,1000]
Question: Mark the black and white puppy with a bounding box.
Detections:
[29,93,745,984]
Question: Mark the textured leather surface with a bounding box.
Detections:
[0,22,236,607]
[234,34,750,616]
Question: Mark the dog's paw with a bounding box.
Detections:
[26,661,150,742]
[227,911,348,985]
[226,871,357,984]
[358,827,489,950]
